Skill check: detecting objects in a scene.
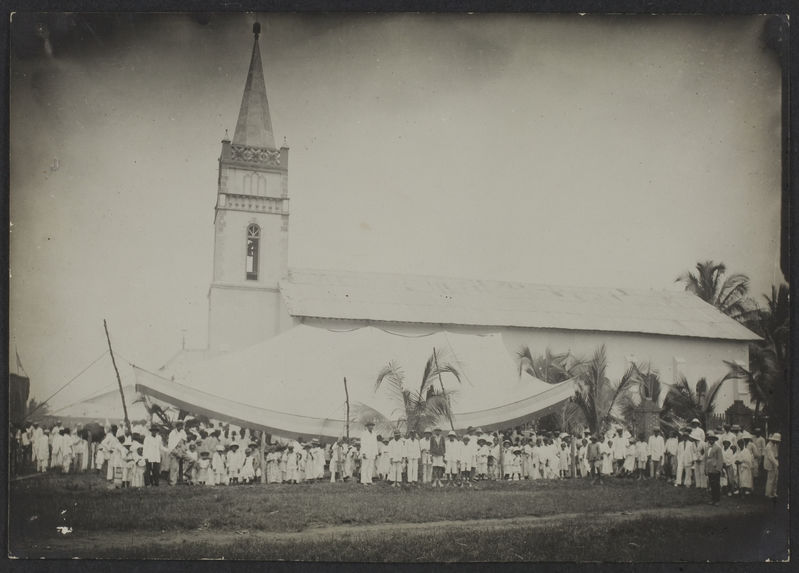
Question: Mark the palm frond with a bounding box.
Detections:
[351,402,394,435]
[517,346,536,377]
[375,361,406,402]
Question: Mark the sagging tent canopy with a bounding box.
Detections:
[134,325,575,439]
[38,384,155,427]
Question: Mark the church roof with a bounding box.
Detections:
[280,268,761,342]
[232,23,276,149]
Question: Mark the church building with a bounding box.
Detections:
[158,23,759,427]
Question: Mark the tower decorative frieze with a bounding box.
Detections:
[230,144,282,166]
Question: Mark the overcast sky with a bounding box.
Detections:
[10,13,783,408]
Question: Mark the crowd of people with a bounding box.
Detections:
[10,416,782,504]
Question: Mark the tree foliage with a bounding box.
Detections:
[517,347,577,384]
[725,283,790,426]
[364,348,463,435]
[567,345,640,435]
[659,375,727,431]
[677,260,757,322]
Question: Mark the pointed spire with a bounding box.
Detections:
[232,22,276,149]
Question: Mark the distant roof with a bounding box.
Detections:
[280,268,760,341]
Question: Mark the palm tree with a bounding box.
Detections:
[676,260,757,322]
[517,347,578,384]
[724,283,789,425]
[366,348,463,434]
[660,375,727,430]
[567,345,640,435]
[617,363,664,426]
[518,346,585,433]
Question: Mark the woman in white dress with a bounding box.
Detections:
[735,438,754,495]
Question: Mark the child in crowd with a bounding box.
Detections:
[735,438,753,496]
[476,438,489,480]
[285,444,298,484]
[721,438,737,495]
[558,441,570,478]
[239,447,256,484]
[509,448,522,481]
[132,445,146,488]
[459,435,475,487]
[445,431,461,485]
[196,450,212,485]
[227,443,244,484]
[623,437,636,477]
[212,445,227,485]
[635,434,649,480]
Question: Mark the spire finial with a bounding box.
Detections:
[253,22,261,38]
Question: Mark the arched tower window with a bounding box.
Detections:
[246,224,260,281]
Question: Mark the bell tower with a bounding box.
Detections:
[208,22,292,351]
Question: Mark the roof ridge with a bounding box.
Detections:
[285,266,687,296]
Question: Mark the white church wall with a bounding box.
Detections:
[500,327,750,412]
[208,285,284,352]
[298,317,749,414]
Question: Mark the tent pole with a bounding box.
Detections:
[259,431,266,484]
[104,319,131,435]
[343,377,350,440]
[432,348,455,431]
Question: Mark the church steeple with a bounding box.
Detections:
[209,21,291,352]
[233,22,276,149]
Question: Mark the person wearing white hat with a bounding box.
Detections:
[167,422,188,486]
[648,428,665,479]
[690,428,707,489]
[429,427,446,487]
[419,429,433,484]
[703,431,724,505]
[143,426,165,487]
[327,438,340,483]
[675,428,695,487]
[387,430,405,487]
[476,437,489,480]
[721,437,737,495]
[622,436,636,477]
[444,430,461,485]
[764,433,781,499]
[459,435,476,487]
[226,443,245,484]
[405,430,421,484]
[690,418,705,442]
[359,420,379,485]
[734,436,754,495]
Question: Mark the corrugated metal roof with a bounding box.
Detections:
[280,268,760,341]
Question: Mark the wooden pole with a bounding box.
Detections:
[104,319,131,434]
[343,377,350,440]
[571,435,576,478]
[432,348,455,431]
[259,430,266,484]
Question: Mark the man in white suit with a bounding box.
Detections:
[359,420,379,485]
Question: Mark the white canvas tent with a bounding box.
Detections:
[134,325,575,438]
[39,385,155,426]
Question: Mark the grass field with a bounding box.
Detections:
[9,472,788,561]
